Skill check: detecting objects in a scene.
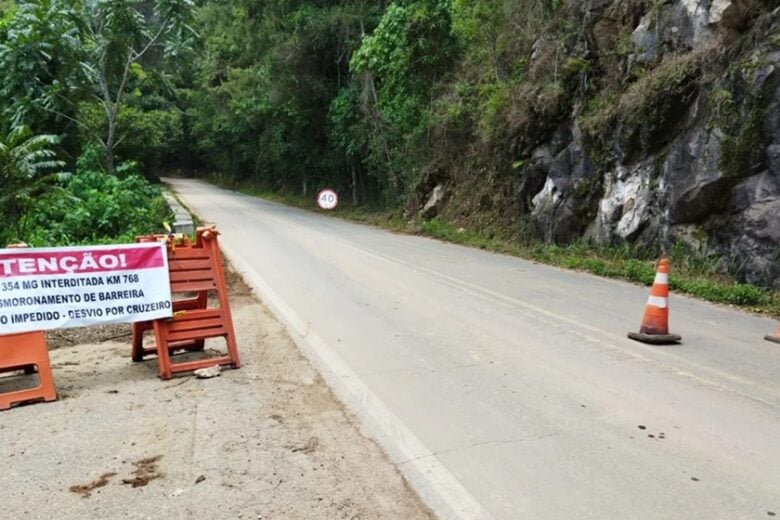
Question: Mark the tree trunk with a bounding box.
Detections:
[105,144,116,175]
[351,164,358,206]
[490,32,501,82]
[105,109,117,175]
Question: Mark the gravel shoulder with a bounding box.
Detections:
[0,265,433,520]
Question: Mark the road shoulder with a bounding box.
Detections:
[0,263,433,520]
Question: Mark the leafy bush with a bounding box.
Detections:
[25,160,170,246]
[349,0,459,196]
[421,218,458,240]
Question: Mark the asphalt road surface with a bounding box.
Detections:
[168,178,780,520]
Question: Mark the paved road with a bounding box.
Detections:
[168,178,780,520]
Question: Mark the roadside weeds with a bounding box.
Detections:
[202,178,780,316]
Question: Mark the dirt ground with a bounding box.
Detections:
[0,266,433,520]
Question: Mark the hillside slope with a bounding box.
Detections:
[415,0,779,287]
[188,0,780,287]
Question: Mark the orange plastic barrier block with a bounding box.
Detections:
[131,293,207,361]
[131,233,206,361]
[0,331,57,410]
[135,228,240,379]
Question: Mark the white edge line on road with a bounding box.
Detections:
[218,240,495,520]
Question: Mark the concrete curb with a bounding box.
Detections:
[163,191,195,235]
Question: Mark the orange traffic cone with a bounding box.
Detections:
[628,258,682,345]
[765,322,780,344]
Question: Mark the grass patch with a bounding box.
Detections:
[205,176,780,315]
[418,219,777,312]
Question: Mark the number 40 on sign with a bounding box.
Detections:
[317,189,338,210]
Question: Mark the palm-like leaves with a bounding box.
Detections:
[0,126,65,242]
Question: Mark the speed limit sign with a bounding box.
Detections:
[317,189,338,210]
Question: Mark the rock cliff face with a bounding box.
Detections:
[429,1,779,287]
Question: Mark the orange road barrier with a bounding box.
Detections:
[0,243,57,410]
[131,234,206,361]
[133,227,240,379]
[0,332,58,410]
[765,322,780,344]
[131,292,207,361]
[628,258,682,345]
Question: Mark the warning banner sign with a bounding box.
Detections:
[0,243,173,335]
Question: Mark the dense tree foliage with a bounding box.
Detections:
[184,0,573,205]
[4,0,777,290]
[0,0,618,242]
[0,0,180,245]
[188,0,383,199]
[0,0,604,228]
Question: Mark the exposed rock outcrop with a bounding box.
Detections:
[421,184,446,219]
[416,0,779,287]
[631,0,757,64]
[525,1,780,287]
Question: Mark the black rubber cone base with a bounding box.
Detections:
[628,332,682,345]
[765,335,780,345]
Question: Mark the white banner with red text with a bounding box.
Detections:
[0,243,173,335]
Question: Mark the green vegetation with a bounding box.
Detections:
[1,0,775,305]
[720,74,772,181]
[616,52,703,158]
[0,126,64,244]
[0,0,190,246]
[217,179,779,314]
[185,0,584,203]
[417,221,777,312]
[25,153,171,246]
[0,0,194,172]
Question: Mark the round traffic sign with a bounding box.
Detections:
[317,189,338,210]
